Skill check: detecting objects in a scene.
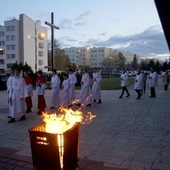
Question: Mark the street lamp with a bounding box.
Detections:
[28,33,45,72]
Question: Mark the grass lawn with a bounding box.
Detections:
[76,77,135,90]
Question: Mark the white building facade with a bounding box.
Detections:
[64,46,112,68]
[0,14,48,73]
[64,46,140,69]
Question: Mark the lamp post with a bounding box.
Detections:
[28,34,44,72]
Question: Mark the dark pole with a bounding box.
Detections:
[51,12,54,69]
[45,12,59,70]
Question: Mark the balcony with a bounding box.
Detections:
[39,51,44,56]
[0,59,4,65]
[39,43,44,48]
[38,60,44,65]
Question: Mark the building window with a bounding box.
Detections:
[0,59,4,64]
[39,51,44,56]
[7,63,14,68]
[6,26,15,32]
[0,32,4,36]
[0,41,5,46]
[7,54,15,59]
[6,36,10,41]
[38,60,44,65]
[6,45,15,50]
[11,35,15,41]
[39,43,44,48]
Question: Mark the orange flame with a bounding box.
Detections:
[42,107,96,169]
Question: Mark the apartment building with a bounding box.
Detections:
[64,46,141,69]
[0,14,48,73]
[64,46,112,68]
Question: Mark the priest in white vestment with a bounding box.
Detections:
[68,68,77,104]
[92,67,102,103]
[6,70,14,118]
[60,73,71,108]
[50,69,61,109]
[77,68,92,106]
[8,68,28,123]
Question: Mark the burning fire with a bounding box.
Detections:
[42,107,96,169]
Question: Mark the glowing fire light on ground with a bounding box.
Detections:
[42,107,96,169]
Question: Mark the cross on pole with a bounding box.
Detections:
[45,12,59,69]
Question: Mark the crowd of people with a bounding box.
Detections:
[6,66,169,124]
[119,67,168,100]
[6,67,102,123]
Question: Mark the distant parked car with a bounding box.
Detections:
[112,70,122,77]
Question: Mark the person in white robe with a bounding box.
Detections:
[134,68,143,99]
[50,69,61,109]
[149,67,158,97]
[6,70,14,118]
[92,67,102,103]
[119,68,130,98]
[60,73,71,108]
[8,68,28,123]
[68,68,77,104]
[76,68,92,106]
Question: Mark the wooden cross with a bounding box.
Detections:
[45,12,59,69]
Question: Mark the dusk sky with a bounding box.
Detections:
[0,0,169,59]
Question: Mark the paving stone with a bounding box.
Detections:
[0,77,170,169]
[134,147,160,162]
[128,160,151,170]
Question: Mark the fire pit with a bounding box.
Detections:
[29,107,96,170]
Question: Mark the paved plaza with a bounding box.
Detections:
[0,76,170,170]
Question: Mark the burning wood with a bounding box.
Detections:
[39,107,96,169]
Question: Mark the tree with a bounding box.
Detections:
[131,54,139,70]
[117,52,126,69]
[48,39,70,71]
[148,59,155,69]
[155,60,161,71]
[68,63,77,72]
[140,60,149,70]
[11,61,33,73]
